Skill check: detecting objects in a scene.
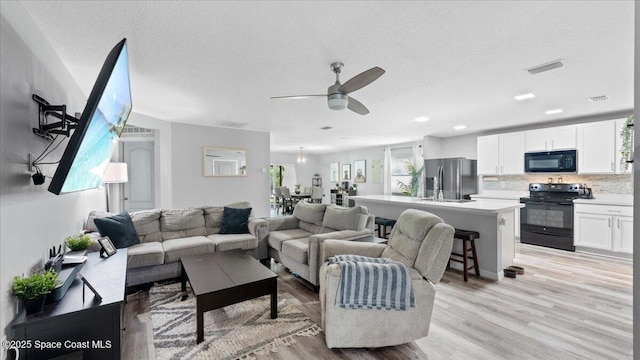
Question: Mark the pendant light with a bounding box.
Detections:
[297,147,306,163]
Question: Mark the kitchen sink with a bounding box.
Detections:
[442,199,476,203]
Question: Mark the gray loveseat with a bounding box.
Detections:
[265,201,375,287]
[86,202,268,286]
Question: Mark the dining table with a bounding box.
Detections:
[290,193,311,201]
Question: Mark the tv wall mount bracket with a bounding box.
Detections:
[32,94,79,141]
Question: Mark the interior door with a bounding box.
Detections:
[123,141,155,212]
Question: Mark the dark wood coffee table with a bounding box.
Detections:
[180,251,278,343]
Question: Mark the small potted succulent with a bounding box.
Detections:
[13,270,59,314]
[65,234,93,252]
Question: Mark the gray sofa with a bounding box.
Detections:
[265,201,374,287]
[86,202,268,286]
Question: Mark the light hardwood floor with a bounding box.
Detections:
[122,244,633,359]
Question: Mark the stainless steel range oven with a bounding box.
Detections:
[519,183,592,251]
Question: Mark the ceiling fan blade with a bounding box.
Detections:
[339,67,385,94]
[347,97,369,115]
[270,95,327,100]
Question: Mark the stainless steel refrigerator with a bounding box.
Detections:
[423,158,477,200]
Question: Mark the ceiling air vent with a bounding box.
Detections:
[525,59,564,75]
[215,120,248,129]
[121,125,154,137]
[588,94,610,103]
[320,126,333,130]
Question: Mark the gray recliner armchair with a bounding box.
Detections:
[319,209,454,348]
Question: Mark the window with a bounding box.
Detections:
[390,147,413,195]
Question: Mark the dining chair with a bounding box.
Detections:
[310,186,323,203]
[281,187,294,215]
[303,186,312,195]
[274,187,283,215]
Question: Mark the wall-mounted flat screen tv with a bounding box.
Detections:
[48,38,132,195]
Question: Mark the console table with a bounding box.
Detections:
[11,250,127,360]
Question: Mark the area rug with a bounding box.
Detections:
[149,282,321,360]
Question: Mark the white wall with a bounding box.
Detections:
[317,141,421,200]
[0,4,105,355]
[170,123,271,217]
[439,134,478,159]
[423,134,479,160]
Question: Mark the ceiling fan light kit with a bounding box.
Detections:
[271,62,384,115]
[328,94,348,110]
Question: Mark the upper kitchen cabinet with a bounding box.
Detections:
[477,134,500,175]
[501,132,525,174]
[477,132,525,175]
[525,125,577,152]
[577,120,616,174]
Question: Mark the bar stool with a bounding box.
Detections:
[374,217,396,239]
[449,229,480,282]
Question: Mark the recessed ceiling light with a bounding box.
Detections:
[453,125,467,130]
[415,117,429,122]
[514,93,536,101]
[545,109,563,115]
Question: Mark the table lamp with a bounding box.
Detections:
[102,162,128,212]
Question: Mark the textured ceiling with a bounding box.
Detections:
[20,1,634,154]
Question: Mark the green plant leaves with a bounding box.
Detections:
[13,269,59,300]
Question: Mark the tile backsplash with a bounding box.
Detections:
[481,174,633,194]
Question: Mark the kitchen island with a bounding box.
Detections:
[351,195,525,280]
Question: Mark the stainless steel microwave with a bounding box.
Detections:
[524,150,577,173]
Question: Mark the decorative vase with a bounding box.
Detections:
[295,189,300,194]
[24,295,46,315]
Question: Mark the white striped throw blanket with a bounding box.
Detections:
[328,254,415,311]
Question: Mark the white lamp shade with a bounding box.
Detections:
[102,162,128,183]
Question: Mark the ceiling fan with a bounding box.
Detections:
[271,62,385,115]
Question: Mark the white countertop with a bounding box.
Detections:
[573,194,633,207]
[470,191,528,201]
[351,195,524,215]
[472,191,633,207]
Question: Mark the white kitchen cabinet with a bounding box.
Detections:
[501,132,525,174]
[477,132,525,175]
[574,213,612,250]
[477,134,500,175]
[525,125,577,151]
[577,120,616,174]
[613,216,633,253]
[574,203,633,254]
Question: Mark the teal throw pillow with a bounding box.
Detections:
[219,207,252,234]
[94,211,140,248]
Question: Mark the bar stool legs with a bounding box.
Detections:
[374,217,396,239]
[449,229,480,282]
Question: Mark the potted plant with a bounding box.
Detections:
[13,270,59,314]
[295,183,301,194]
[397,164,424,197]
[65,234,93,252]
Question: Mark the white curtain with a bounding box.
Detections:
[281,164,297,190]
[383,148,392,195]
[412,144,423,169]
[412,144,424,197]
